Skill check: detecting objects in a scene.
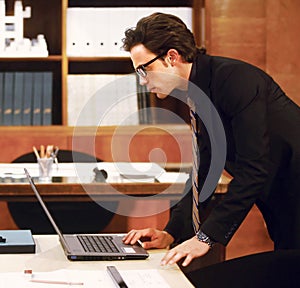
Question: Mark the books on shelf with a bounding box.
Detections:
[0,71,53,126]
[22,72,33,126]
[2,72,14,126]
[32,72,43,126]
[66,7,192,57]
[12,72,24,125]
[67,74,139,126]
[42,72,53,125]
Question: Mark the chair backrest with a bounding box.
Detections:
[8,149,118,234]
[12,149,101,163]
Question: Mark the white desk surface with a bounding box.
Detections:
[0,235,193,287]
[0,162,189,184]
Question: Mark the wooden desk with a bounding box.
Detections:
[0,181,186,202]
[0,162,188,201]
[0,163,230,236]
[0,180,230,200]
[0,235,194,287]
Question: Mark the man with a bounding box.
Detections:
[122,12,300,267]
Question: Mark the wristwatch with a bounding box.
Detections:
[196,231,215,248]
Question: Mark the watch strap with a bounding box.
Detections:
[196,230,215,248]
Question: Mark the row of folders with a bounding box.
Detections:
[67,7,192,57]
[0,72,52,126]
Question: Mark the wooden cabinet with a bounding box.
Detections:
[0,0,201,161]
[2,0,200,126]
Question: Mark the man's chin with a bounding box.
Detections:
[155,92,168,99]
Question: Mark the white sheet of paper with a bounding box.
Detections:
[0,269,171,288]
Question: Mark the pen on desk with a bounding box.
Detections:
[107,266,128,288]
[29,279,84,285]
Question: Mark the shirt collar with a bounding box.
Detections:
[188,51,211,101]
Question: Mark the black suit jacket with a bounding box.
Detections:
[165,52,300,247]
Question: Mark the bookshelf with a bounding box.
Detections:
[0,0,203,159]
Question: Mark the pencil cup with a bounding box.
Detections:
[38,158,54,182]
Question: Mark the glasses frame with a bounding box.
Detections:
[135,52,166,78]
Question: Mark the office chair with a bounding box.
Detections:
[7,150,118,234]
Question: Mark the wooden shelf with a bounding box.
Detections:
[0,124,190,136]
[0,56,62,61]
[68,56,130,62]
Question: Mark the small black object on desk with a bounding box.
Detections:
[93,167,108,182]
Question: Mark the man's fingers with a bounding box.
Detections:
[161,249,184,265]
[123,230,139,244]
[161,250,194,266]
[142,237,161,249]
[160,237,211,267]
[123,229,155,245]
[168,252,186,265]
[161,250,177,265]
[182,254,194,267]
[141,240,154,249]
[128,232,143,245]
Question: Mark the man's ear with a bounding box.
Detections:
[166,49,180,66]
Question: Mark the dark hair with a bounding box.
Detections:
[122,12,197,63]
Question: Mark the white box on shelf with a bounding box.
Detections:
[66,7,192,57]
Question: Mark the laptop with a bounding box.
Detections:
[24,168,149,261]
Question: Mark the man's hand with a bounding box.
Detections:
[123,228,174,249]
[161,236,210,267]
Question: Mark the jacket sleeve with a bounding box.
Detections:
[200,64,272,246]
[164,175,194,243]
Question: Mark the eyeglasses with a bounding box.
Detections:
[135,52,166,78]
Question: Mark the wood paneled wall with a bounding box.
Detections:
[266,0,300,105]
[206,0,266,69]
[0,125,192,163]
[203,0,300,258]
[206,0,300,105]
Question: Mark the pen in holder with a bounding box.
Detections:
[50,146,59,170]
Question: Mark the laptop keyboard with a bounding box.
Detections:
[77,235,119,253]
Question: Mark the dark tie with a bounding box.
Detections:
[190,107,201,233]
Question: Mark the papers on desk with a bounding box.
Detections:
[0,162,189,184]
[98,162,166,183]
[0,269,171,287]
[156,172,189,183]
